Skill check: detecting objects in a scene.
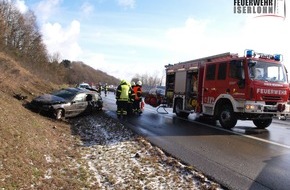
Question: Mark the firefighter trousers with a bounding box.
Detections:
[133,99,142,113]
[116,100,128,116]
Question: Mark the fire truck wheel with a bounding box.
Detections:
[218,104,237,129]
[175,99,189,118]
[253,119,272,129]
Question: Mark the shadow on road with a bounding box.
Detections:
[249,153,290,190]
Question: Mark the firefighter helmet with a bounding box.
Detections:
[131,81,135,86]
[137,81,142,86]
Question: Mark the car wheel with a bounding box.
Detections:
[55,109,64,120]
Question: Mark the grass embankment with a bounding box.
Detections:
[0,52,93,189]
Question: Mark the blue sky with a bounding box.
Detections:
[15,0,289,82]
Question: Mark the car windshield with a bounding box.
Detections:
[248,61,287,83]
[52,89,77,100]
[149,88,165,96]
[79,84,90,88]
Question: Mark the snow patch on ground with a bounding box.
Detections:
[70,114,225,189]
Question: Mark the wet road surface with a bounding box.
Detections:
[102,93,290,190]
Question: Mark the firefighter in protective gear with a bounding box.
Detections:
[131,81,135,87]
[116,80,131,117]
[127,81,135,116]
[104,83,108,97]
[132,80,143,114]
[97,82,102,95]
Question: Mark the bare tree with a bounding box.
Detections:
[49,52,61,64]
[0,0,48,64]
[0,0,14,51]
[132,72,162,87]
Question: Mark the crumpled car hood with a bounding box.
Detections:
[33,94,67,104]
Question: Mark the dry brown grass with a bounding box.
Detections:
[0,53,91,189]
[0,91,89,189]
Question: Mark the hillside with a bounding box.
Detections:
[0,52,223,189]
[0,52,57,98]
[0,52,86,188]
[0,52,124,189]
[67,61,120,86]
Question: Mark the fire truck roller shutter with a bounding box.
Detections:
[174,71,187,93]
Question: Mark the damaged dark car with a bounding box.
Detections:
[30,87,103,120]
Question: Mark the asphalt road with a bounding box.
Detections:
[102,93,290,190]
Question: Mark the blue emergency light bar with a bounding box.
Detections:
[244,49,282,62]
[245,49,255,57]
[274,54,282,61]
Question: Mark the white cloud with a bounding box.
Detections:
[15,0,28,13]
[84,17,216,80]
[27,1,289,81]
[236,16,290,71]
[82,53,106,70]
[33,0,83,60]
[41,20,82,60]
[166,18,208,52]
[36,0,62,22]
[81,2,94,16]
[117,0,135,9]
[239,16,288,51]
[165,17,220,62]
[164,15,290,69]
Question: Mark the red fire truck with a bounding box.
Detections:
[162,50,290,129]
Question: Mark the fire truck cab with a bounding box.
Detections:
[165,50,290,129]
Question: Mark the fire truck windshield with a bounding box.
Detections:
[248,61,287,83]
